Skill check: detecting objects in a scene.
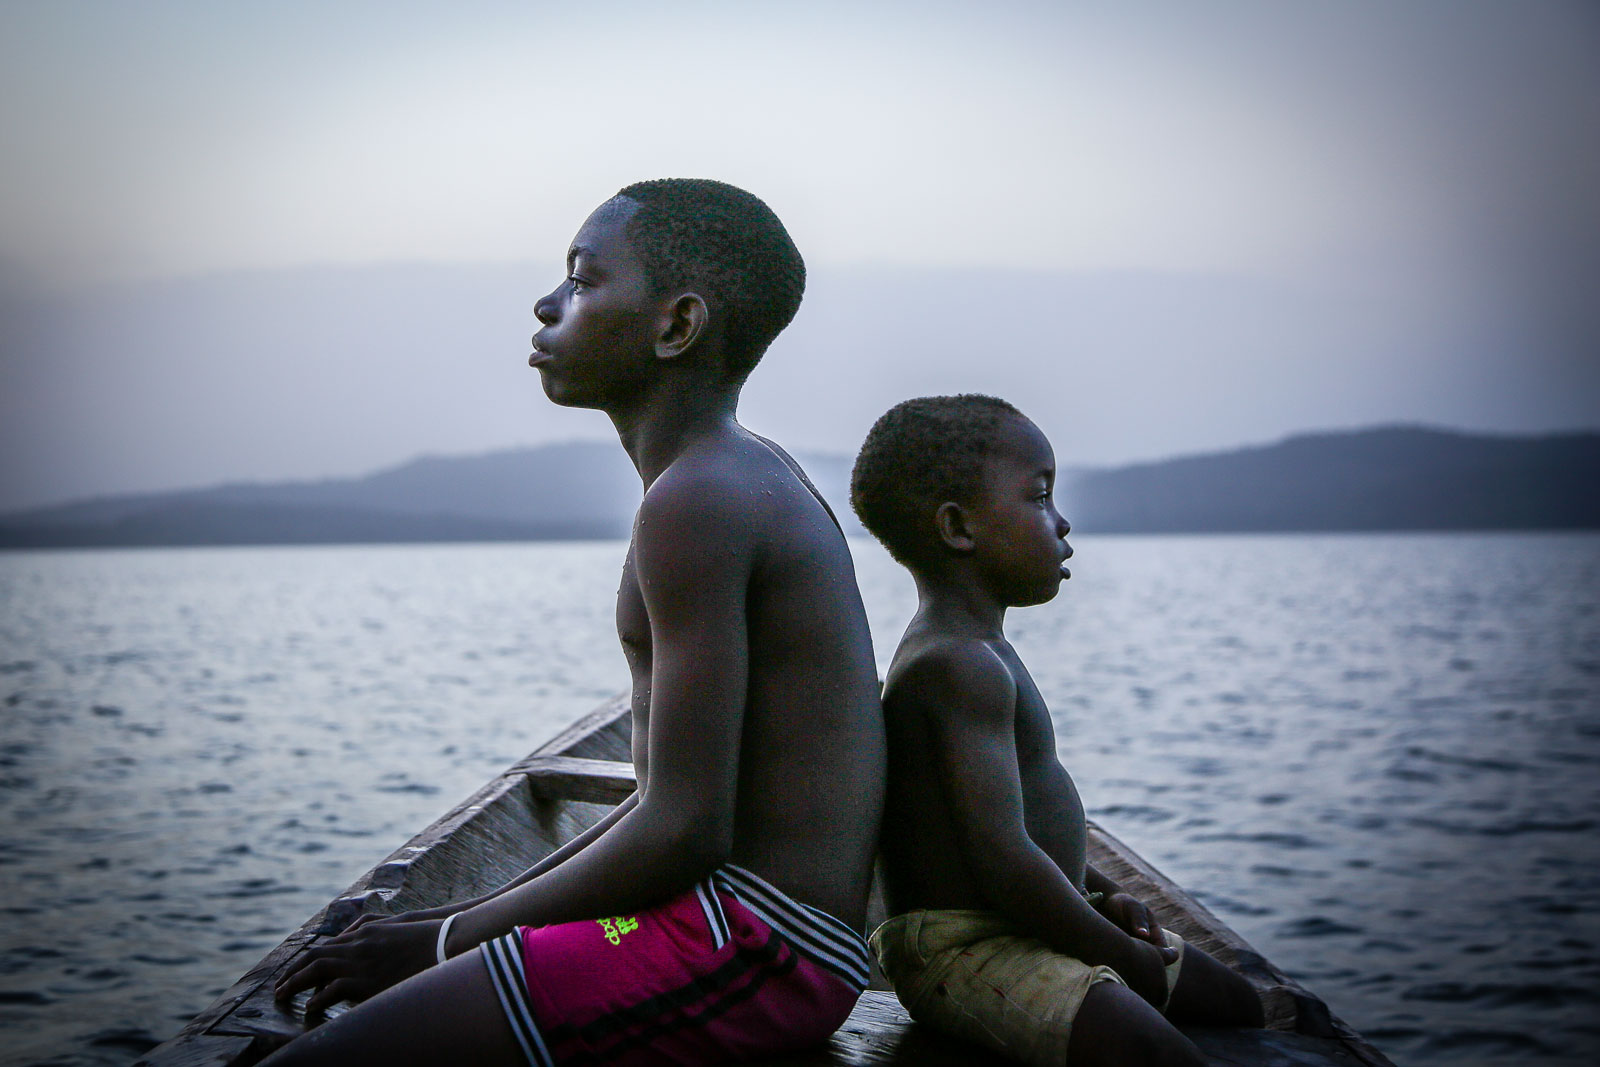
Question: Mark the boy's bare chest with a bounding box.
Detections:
[989,645,1050,756]
[615,548,650,668]
[1013,691,1058,766]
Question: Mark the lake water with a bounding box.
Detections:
[1,534,1597,1066]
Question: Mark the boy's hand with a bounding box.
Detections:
[342,903,456,935]
[1098,892,1173,954]
[273,915,441,1016]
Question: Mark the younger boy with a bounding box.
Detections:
[266,180,886,1065]
[850,395,1263,1067]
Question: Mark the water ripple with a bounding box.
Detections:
[3,534,1598,1067]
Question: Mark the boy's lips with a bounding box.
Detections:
[528,342,553,367]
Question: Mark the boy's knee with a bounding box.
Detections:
[1067,983,1205,1067]
[1074,1023,1204,1067]
[1096,1018,1204,1067]
[1139,1027,1207,1067]
[1233,978,1267,1028]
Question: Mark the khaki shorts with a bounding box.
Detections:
[870,909,1184,1067]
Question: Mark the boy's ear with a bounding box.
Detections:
[935,502,977,553]
[654,292,709,361]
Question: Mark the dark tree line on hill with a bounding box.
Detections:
[2,428,1595,549]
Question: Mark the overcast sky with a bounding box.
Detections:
[2,0,1597,510]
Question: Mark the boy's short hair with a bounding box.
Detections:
[615,178,805,381]
[851,394,1024,565]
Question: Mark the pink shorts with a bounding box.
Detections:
[479,865,868,1066]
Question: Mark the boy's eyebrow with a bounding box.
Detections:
[566,244,592,268]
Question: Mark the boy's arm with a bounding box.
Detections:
[442,473,751,932]
[277,473,752,1009]
[342,794,639,930]
[1023,765,1168,948]
[907,646,1174,1005]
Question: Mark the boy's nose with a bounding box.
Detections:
[533,292,558,325]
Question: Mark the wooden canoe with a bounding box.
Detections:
[137,695,1395,1067]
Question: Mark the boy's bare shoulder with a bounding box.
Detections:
[885,634,1017,726]
[634,440,777,547]
[638,435,798,525]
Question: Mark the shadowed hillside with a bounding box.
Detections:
[1,427,1594,548]
[1065,427,1600,533]
[0,442,856,548]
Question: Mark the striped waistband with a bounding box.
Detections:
[701,864,870,990]
[483,928,555,1067]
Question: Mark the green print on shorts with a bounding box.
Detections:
[597,916,640,945]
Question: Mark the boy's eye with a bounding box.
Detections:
[568,275,588,293]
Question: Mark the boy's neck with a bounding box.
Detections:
[608,376,743,488]
[911,568,1009,641]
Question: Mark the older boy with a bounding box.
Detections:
[850,395,1262,1067]
[268,180,886,1065]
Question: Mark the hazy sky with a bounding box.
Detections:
[2,0,1597,509]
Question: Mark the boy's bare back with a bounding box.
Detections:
[617,428,883,927]
[880,625,1090,920]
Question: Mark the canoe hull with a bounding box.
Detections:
[137,696,1392,1066]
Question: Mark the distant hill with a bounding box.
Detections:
[0,427,1594,548]
[0,442,857,548]
[1067,426,1600,533]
